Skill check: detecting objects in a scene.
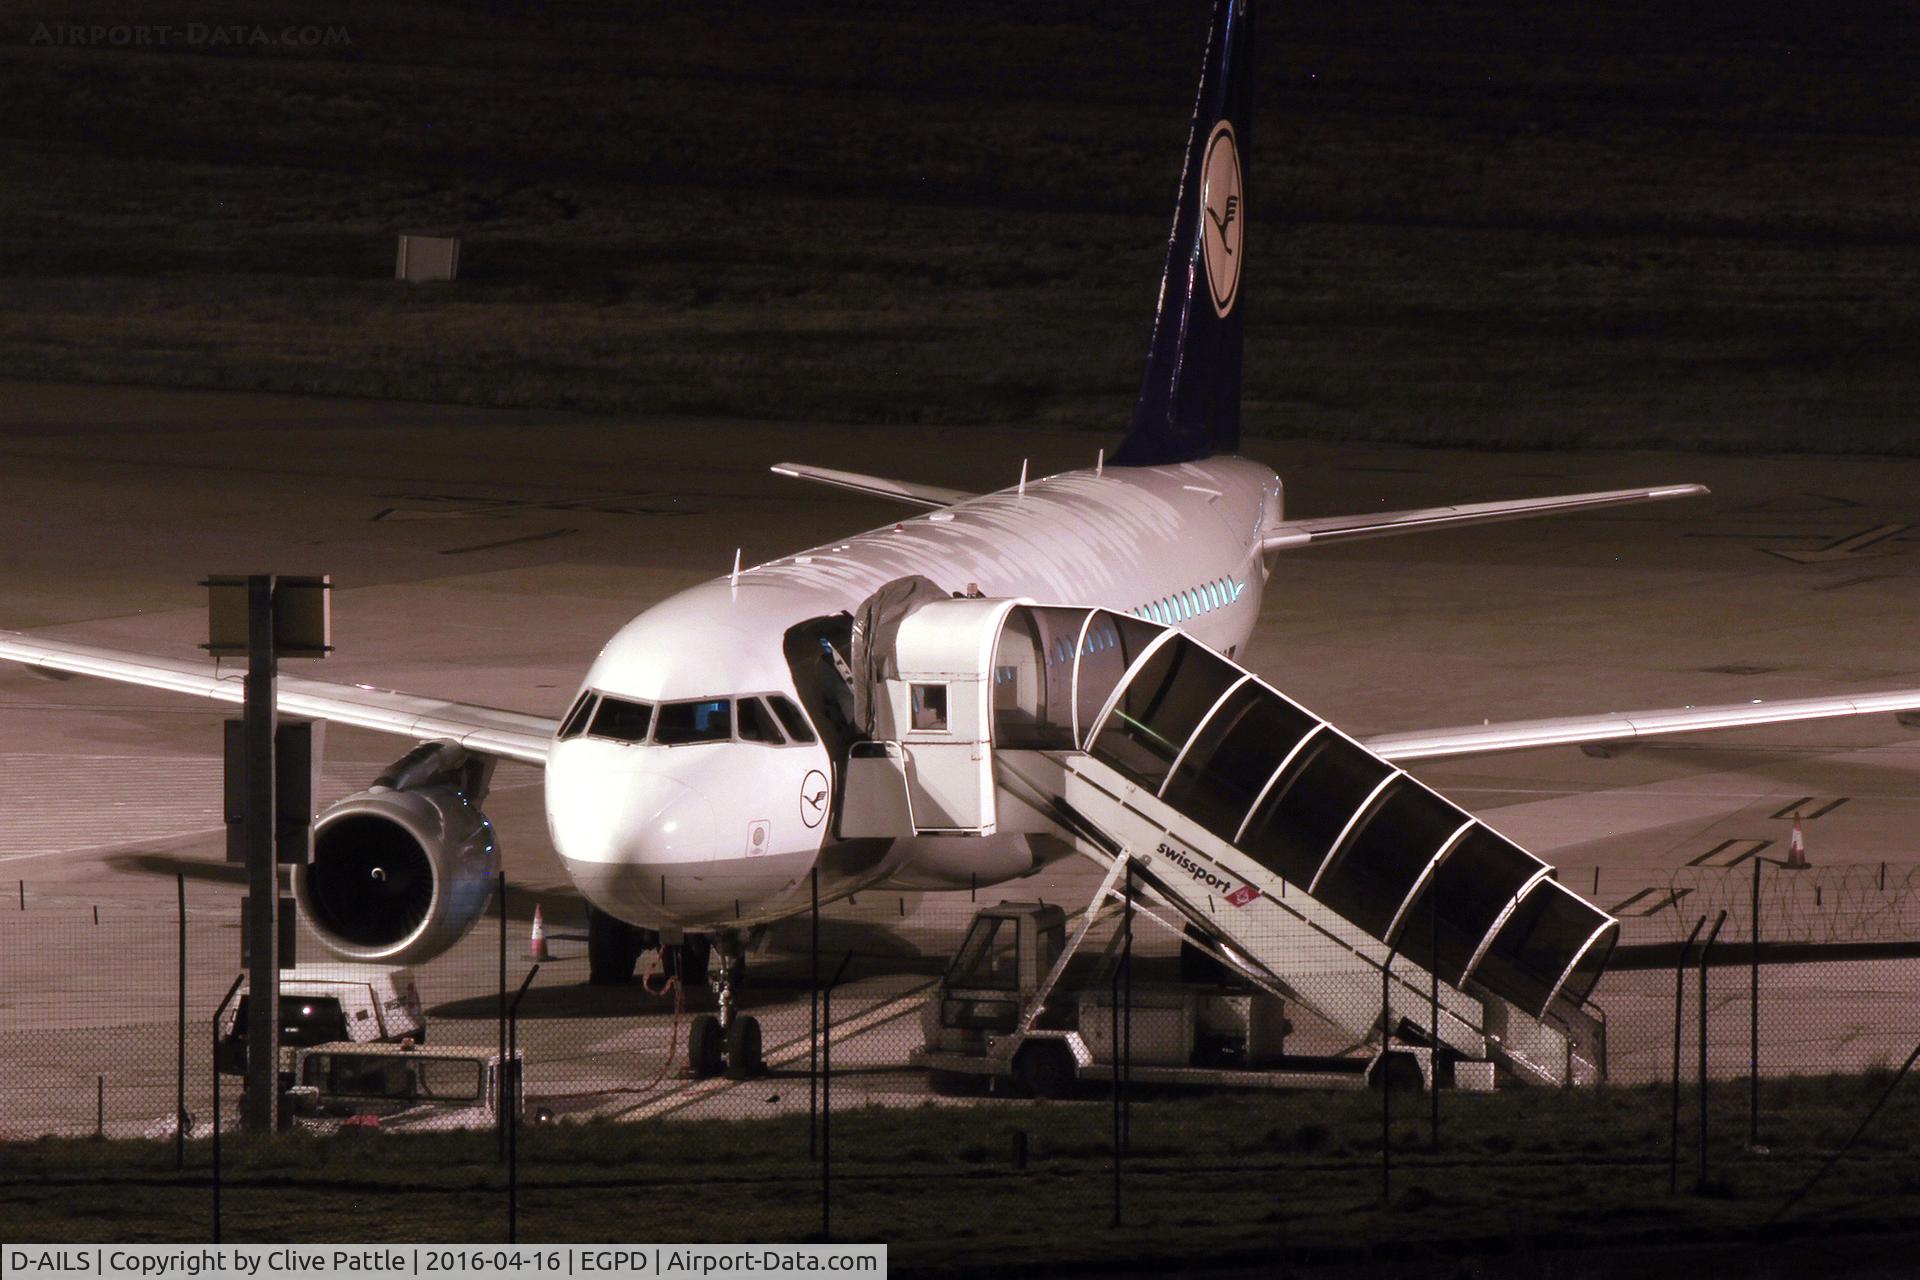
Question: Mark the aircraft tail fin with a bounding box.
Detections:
[1112,0,1254,467]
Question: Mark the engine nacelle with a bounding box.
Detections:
[294,742,498,966]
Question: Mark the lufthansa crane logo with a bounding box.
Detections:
[1201,120,1243,317]
[799,769,829,829]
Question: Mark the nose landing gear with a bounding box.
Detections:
[586,909,764,1079]
[688,933,764,1081]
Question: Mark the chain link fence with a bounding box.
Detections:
[2,863,1917,1260]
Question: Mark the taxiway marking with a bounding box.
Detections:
[1765,523,1911,564]
[1769,796,1849,820]
[610,981,936,1123]
[1686,838,1772,868]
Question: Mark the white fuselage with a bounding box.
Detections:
[544,457,1283,930]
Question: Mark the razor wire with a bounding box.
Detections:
[1660,862,1920,945]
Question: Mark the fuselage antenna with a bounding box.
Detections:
[1018,458,1028,497]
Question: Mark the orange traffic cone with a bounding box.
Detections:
[1786,815,1808,870]
[529,903,552,960]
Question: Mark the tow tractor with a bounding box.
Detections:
[911,894,1494,1097]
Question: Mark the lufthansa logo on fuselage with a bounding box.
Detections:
[799,769,829,829]
[1201,120,1243,317]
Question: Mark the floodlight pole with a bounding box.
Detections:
[243,574,280,1133]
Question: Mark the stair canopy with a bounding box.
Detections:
[986,604,1617,1018]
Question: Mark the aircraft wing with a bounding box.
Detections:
[1261,483,1708,551]
[1365,689,1920,763]
[771,462,973,510]
[0,632,555,765]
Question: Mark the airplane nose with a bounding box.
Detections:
[548,763,716,869]
[622,773,716,865]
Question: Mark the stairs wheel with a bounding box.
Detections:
[1370,1051,1424,1093]
[1014,1041,1075,1099]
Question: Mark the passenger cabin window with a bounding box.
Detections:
[737,697,786,744]
[590,697,653,744]
[656,698,732,745]
[558,693,596,740]
[769,694,818,744]
[910,683,949,731]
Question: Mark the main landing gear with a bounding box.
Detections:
[587,906,651,985]
[585,907,764,1079]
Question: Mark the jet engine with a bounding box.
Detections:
[294,741,499,966]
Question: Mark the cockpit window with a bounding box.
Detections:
[737,697,786,745]
[589,697,653,744]
[769,694,817,744]
[655,698,732,745]
[558,693,596,741]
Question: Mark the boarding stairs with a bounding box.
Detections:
[838,589,1612,1087]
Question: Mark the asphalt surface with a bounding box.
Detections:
[1,379,1916,1136]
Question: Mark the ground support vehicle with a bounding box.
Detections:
[911,895,1495,1097]
[217,963,427,1077]
[284,1040,523,1132]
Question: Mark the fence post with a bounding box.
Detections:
[507,963,538,1243]
[1110,962,1121,1229]
[211,973,245,1243]
[822,973,832,1240]
[177,873,187,1172]
[1380,959,1392,1204]
[1750,855,1762,1151]
[1670,916,1706,1193]
[810,867,820,1162]
[497,874,508,1160]
[820,950,852,1242]
[1430,887,1440,1150]
[1697,910,1728,1191]
[212,1056,220,1243]
[1122,860,1133,1152]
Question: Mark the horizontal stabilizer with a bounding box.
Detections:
[771,463,973,510]
[1366,687,1920,763]
[1262,484,1708,552]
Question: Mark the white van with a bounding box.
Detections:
[218,964,426,1075]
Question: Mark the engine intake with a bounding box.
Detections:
[294,742,498,966]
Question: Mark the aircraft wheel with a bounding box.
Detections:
[587,906,643,985]
[724,1016,764,1080]
[689,1015,725,1079]
[1014,1041,1075,1099]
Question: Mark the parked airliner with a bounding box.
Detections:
[3,0,1917,1078]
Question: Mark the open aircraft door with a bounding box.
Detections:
[841,595,1017,837]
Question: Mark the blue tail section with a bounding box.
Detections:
[1113,0,1254,467]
